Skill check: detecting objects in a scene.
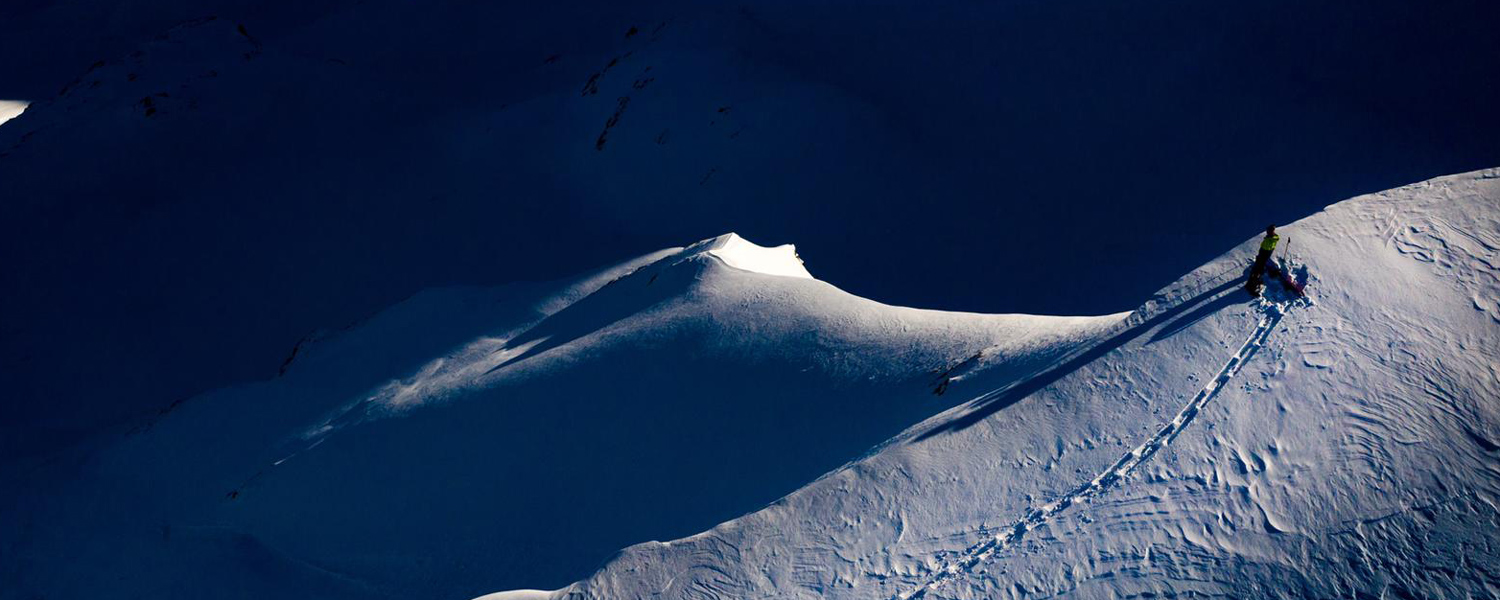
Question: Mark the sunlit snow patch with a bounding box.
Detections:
[317,234,805,427]
[0,100,28,126]
[300,234,811,442]
[301,334,550,441]
[472,590,557,600]
[703,232,813,279]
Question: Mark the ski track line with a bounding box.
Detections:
[896,300,1291,600]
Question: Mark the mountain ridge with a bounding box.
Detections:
[2,231,1121,599]
[502,167,1500,600]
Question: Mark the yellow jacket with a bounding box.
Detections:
[1260,233,1280,252]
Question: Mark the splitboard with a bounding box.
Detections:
[1266,258,1307,297]
[1247,257,1308,298]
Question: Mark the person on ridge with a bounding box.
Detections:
[1246,224,1279,297]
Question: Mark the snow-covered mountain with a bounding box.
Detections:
[0,231,1121,599]
[5,170,1497,599]
[7,0,1500,467]
[4,5,1499,595]
[500,169,1500,599]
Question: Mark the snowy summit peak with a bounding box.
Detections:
[692,233,813,279]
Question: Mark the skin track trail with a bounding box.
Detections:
[898,299,1294,600]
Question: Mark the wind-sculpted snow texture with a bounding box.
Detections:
[0,235,1119,600]
[5,173,1497,600]
[898,299,1300,600]
[523,169,1500,600]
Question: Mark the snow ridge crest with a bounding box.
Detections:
[687,233,814,280]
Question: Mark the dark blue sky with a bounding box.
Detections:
[2,0,1498,448]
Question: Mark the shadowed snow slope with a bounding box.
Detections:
[9,1,1497,465]
[0,234,1120,600]
[485,169,1500,599]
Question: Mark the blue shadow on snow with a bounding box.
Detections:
[914,276,1248,442]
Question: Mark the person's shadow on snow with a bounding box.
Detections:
[914,277,1248,442]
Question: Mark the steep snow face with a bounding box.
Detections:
[0,235,1122,600]
[512,169,1500,599]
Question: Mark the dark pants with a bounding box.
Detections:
[1247,248,1273,289]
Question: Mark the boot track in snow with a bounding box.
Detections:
[896,299,1297,600]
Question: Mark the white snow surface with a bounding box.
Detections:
[0,232,1121,599]
[703,232,814,279]
[0,100,25,126]
[3,171,1497,600]
[489,169,1500,599]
